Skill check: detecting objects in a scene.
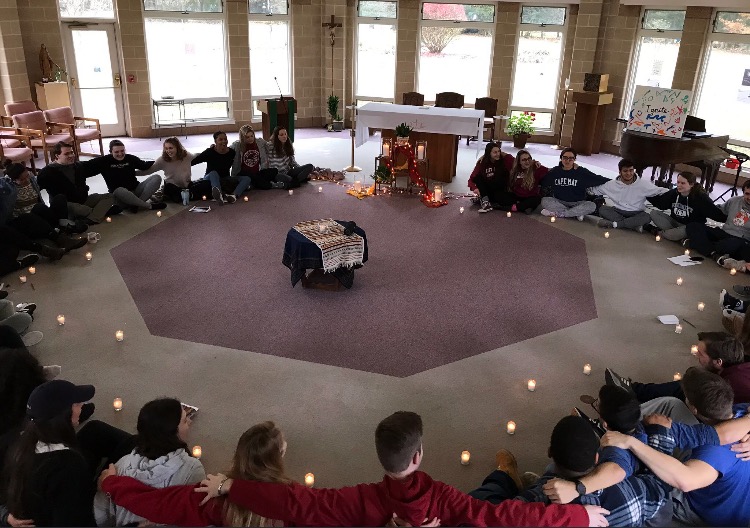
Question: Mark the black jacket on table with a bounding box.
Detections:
[648,189,726,225]
[85,155,154,193]
[36,162,98,205]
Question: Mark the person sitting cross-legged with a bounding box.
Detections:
[601,367,750,527]
[467,141,513,213]
[193,131,248,205]
[539,148,609,220]
[470,415,672,526]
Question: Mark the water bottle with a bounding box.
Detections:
[181,189,190,206]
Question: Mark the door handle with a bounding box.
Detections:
[114,73,121,87]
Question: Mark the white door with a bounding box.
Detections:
[63,24,126,136]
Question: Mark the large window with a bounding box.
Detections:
[508,6,567,131]
[696,12,750,143]
[249,1,292,117]
[356,1,397,102]
[417,2,495,103]
[58,0,114,18]
[621,9,684,120]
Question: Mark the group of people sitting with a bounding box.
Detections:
[2,321,750,527]
[468,143,749,277]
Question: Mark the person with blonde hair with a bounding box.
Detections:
[265,127,313,187]
[137,137,210,204]
[230,126,283,191]
[97,421,289,526]
[508,150,547,214]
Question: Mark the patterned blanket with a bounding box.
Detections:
[293,219,365,273]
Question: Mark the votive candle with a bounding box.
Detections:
[527,379,536,392]
[113,398,123,411]
[583,364,592,375]
[304,473,315,487]
[115,330,124,341]
[57,314,65,325]
[506,421,516,435]
[460,451,471,465]
[192,446,202,459]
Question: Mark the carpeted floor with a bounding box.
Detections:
[111,185,597,377]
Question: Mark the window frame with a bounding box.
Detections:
[619,7,684,123]
[416,1,496,105]
[507,4,568,134]
[248,3,293,119]
[58,0,116,20]
[694,9,750,147]
[143,10,232,125]
[355,3,398,103]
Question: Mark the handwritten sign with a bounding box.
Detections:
[627,86,692,138]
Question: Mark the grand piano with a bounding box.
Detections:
[619,116,729,192]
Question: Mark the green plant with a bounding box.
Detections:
[395,122,412,137]
[327,94,341,121]
[506,111,536,136]
[371,164,391,182]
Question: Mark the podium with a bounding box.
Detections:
[570,91,613,155]
[258,98,296,142]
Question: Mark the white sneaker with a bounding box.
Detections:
[211,187,225,205]
[577,215,584,222]
[479,198,493,214]
[540,209,555,217]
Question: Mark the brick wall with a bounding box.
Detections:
[672,6,712,91]
[394,0,418,105]
[0,0,31,107]
[16,0,64,101]
[489,2,519,142]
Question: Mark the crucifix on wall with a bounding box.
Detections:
[322,14,342,94]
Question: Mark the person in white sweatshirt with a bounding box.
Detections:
[92,398,205,526]
[588,159,668,231]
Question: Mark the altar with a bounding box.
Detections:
[355,103,484,182]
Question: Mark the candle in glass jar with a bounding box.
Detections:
[19,275,26,283]
[288,189,294,196]
[85,252,93,261]
[318,186,323,193]
[675,324,683,334]
[115,330,124,341]
[417,145,425,160]
[113,398,123,411]
[691,345,698,355]
[354,181,362,192]
[698,302,705,311]
[506,421,516,435]
[460,451,471,465]
[604,231,610,239]
[459,207,464,214]
[57,314,65,325]
[550,216,556,223]
[684,249,690,256]
[28,266,36,275]
[244,196,249,202]
[673,372,682,381]
[506,211,512,218]
[382,143,390,158]
[192,446,202,459]
[676,277,683,286]
[655,235,661,242]
[527,379,536,392]
[106,217,112,223]
[583,364,592,375]
[202,195,207,201]
[304,473,315,487]
[731,268,737,276]
[156,211,162,217]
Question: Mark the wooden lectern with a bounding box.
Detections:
[570,91,613,155]
[258,98,296,142]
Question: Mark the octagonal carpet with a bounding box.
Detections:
[111,184,597,377]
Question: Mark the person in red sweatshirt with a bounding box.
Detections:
[100,411,609,527]
[508,149,548,214]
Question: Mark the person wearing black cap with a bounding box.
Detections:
[1,379,97,527]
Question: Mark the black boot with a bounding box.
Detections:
[55,233,87,253]
[35,243,65,261]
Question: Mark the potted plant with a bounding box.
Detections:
[506,111,536,148]
[327,95,344,132]
[394,123,412,145]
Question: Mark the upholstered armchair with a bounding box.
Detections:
[0,132,36,173]
[44,106,103,157]
[12,110,74,164]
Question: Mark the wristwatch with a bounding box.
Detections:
[574,480,587,496]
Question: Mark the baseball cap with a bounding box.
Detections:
[27,380,95,421]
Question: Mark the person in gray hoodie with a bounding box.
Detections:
[92,398,205,526]
[686,179,750,271]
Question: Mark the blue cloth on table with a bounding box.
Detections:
[282,220,368,288]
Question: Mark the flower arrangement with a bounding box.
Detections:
[506,111,536,136]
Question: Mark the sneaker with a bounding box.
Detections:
[495,449,523,491]
[37,244,65,261]
[721,289,747,312]
[62,220,88,234]
[716,254,730,267]
[225,194,237,204]
[271,181,286,189]
[596,218,614,229]
[79,402,95,423]
[577,215,585,222]
[635,225,644,234]
[724,258,747,272]
[16,302,36,320]
[642,223,659,235]
[540,208,555,217]
[211,186,224,205]
[17,254,39,268]
[150,188,164,203]
[682,238,690,248]
[521,472,541,489]
[106,205,123,216]
[478,199,492,214]
[55,233,87,253]
[150,201,167,210]
[43,365,62,380]
[733,285,750,297]
[604,368,636,397]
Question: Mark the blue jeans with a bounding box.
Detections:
[469,470,518,504]
[203,171,252,197]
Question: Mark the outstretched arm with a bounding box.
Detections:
[542,462,625,504]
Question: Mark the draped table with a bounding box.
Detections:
[355,103,484,182]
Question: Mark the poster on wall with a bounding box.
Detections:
[627,86,692,138]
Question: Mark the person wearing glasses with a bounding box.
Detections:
[509,149,548,214]
[540,148,609,220]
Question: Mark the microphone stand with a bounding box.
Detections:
[274,76,287,114]
[343,102,362,173]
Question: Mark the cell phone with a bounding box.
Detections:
[690,256,704,262]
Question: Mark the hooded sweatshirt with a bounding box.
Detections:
[231,139,269,177]
[85,154,154,193]
[589,176,668,212]
[102,470,588,527]
[540,165,609,203]
[93,448,205,526]
[720,195,750,240]
[648,188,726,225]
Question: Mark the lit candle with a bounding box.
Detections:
[354,180,362,192]
[506,421,516,435]
[382,143,390,158]
[675,324,683,334]
[684,249,690,256]
[676,277,683,286]
[417,144,425,160]
[655,235,661,242]
[673,372,682,381]
[244,196,249,202]
[550,216,556,223]
[318,224,326,233]
[433,186,443,202]
[28,266,36,275]
[583,364,592,375]
[156,211,162,217]
[459,207,465,214]
[106,217,112,223]
[288,189,294,196]
[604,231,610,239]
[527,379,536,392]
[113,398,123,411]
[57,314,65,325]
[202,195,207,201]
[731,268,737,276]
[460,450,471,465]
[318,186,323,193]
[19,275,26,283]
[304,473,315,487]
[691,345,698,355]
[115,330,124,341]
[192,446,202,459]
[506,211,512,218]
[85,252,93,261]
[698,302,705,311]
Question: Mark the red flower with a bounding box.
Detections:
[531,113,536,117]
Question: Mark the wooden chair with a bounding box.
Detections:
[435,92,464,109]
[12,110,74,164]
[0,132,36,173]
[2,100,37,126]
[402,92,425,106]
[44,106,103,157]
[0,126,22,149]
[467,97,498,145]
